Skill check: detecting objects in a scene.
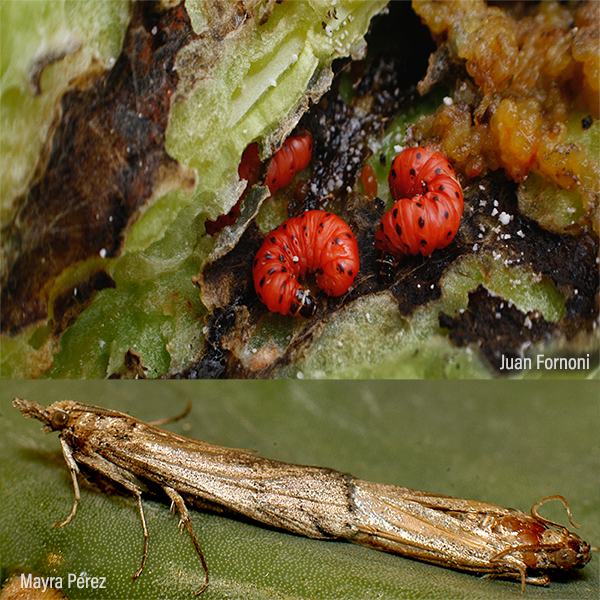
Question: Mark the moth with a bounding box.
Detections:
[13,398,595,594]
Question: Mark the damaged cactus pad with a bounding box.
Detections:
[1,0,597,378]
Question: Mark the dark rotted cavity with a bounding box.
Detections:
[1,0,199,335]
[177,306,239,379]
[376,253,398,284]
[176,2,442,378]
[462,173,599,332]
[296,53,417,214]
[199,221,264,313]
[439,285,556,374]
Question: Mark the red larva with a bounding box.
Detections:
[264,133,313,194]
[375,147,463,279]
[253,210,360,317]
[206,134,313,235]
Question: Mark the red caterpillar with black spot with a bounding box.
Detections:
[206,134,313,235]
[375,147,463,280]
[264,133,313,193]
[253,210,359,317]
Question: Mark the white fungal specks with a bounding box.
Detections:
[498,212,511,225]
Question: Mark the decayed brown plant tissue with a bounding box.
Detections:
[408,0,599,230]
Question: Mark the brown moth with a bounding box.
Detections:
[13,398,595,594]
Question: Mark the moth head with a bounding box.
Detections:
[549,534,593,570]
[530,531,594,572]
[13,398,76,432]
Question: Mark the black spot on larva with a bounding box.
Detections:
[435,167,441,175]
[447,231,452,238]
[289,164,294,171]
[439,185,445,191]
[253,257,258,267]
[379,223,384,231]
[264,252,273,260]
[282,223,287,229]
[300,213,306,219]
[316,267,323,275]
[272,177,277,185]
[282,280,287,290]
[418,217,424,228]
[393,208,398,219]
[448,163,454,171]
[416,152,422,160]
[416,202,422,208]
[333,237,340,245]
[420,239,427,246]
[303,225,308,230]
[270,236,277,243]
[325,212,331,217]
[409,168,416,177]
[281,266,287,273]
[455,191,460,198]
[444,211,449,219]
[279,253,285,261]
[283,243,290,252]
[348,269,353,276]
[278,293,283,304]
[259,277,265,287]
[345,233,351,238]
[395,223,402,236]
[337,263,345,274]
[433,196,439,201]
[268,267,276,275]
[391,168,397,179]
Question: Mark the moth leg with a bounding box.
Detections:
[518,563,527,594]
[163,485,210,595]
[56,437,81,527]
[69,452,149,581]
[525,575,550,586]
[131,490,150,580]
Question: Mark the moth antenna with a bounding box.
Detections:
[530,495,580,530]
[149,400,192,427]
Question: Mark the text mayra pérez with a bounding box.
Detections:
[20,573,106,592]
